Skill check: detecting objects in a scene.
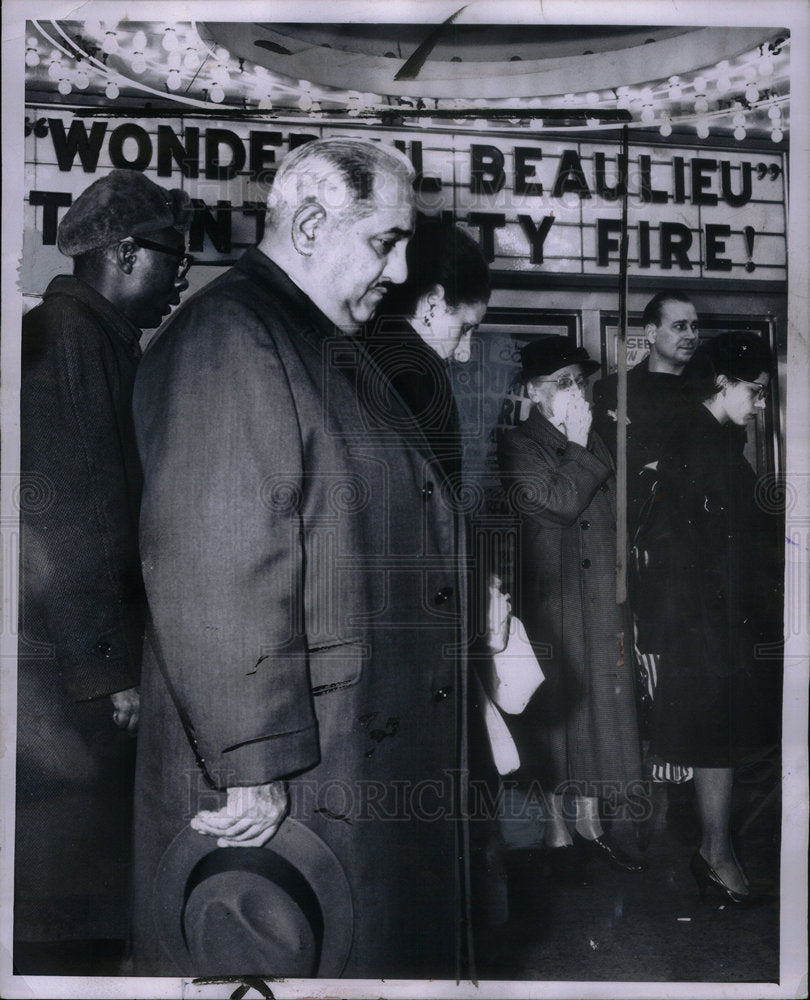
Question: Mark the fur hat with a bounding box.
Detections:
[519,335,600,383]
[153,818,354,978]
[57,169,192,257]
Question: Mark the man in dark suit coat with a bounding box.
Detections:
[16,170,190,973]
[131,138,472,980]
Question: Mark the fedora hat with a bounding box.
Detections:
[153,818,353,978]
[519,336,600,383]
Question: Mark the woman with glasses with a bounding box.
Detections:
[645,332,782,905]
[497,337,645,873]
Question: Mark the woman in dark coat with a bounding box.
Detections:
[498,337,644,872]
[647,332,782,904]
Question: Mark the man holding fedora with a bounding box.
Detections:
[15,169,191,973]
[131,138,473,980]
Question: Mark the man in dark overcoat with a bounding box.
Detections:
[130,138,472,980]
[15,169,191,973]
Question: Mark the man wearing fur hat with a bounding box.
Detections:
[15,169,191,974]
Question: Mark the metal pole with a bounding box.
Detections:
[616,125,630,604]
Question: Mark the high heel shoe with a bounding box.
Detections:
[573,831,647,872]
[690,851,775,907]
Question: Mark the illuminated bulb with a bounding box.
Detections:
[25,45,40,68]
[563,92,576,106]
[586,91,599,103]
[209,82,225,103]
[696,120,710,139]
[745,83,759,103]
[659,120,673,137]
[183,47,200,70]
[640,87,653,103]
[166,69,182,91]
[57,77,72,95]
[759,54,774,76]
[770,128,783,142]
[693,76,707,94]
[102,31,118,55]
[347,95,360,117]
[132,31,147,51]
[744,63,757,82]
[163,27,179,52]
[74,69,89,89]
[768,104,781,121]
[212,64,230,86]
[48,54,63,80]
[131,53,147,74]
[732,111,746,127]
[167,50,182,70]
[668,84,682,101]
[694,96,709,114]
[258,95,273,110]
[640,106,655,124]
[83,20,103,40]
[716,75,731,94]
[298,91,313,111]
[734,126,746,141]
[215,47,230,62]
[105,80,119,100]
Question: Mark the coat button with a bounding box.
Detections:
[556,447,566,456]
[421,481,434,500]
[95,641,112,657]
[599,483,609,492]
[580,520,590,530]
[434,686,453,701]
[581,559,591,569]
[433,587,453,606]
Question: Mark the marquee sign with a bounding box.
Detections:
[23,110,787,292]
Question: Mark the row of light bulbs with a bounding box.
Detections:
[26,21,789,142]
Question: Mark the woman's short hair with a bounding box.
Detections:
[687,331,774,399]
[380,220,491,317]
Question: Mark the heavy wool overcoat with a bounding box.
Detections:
[131,249,471,980]
[16,276,143,948]
[497,407,641,795]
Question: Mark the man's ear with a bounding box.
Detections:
[644,322,658,346]
[426,284,447,309]
[291,202,326,257]
[116,240,137,275]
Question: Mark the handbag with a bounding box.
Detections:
[486,614,545,715]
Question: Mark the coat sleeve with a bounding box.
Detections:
[590,375,619,463]
[20,304,144,701]
[134,294,320,788]
[497,425,611,528]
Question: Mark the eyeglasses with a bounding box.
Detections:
[533,373,588,391]
[129,236,194,279]
[735,377,768,401]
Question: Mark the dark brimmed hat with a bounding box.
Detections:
[519,336,600,383]
[153,818,353,978]
[57,169,192,257]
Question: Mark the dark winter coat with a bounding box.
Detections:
[648,404,783,766]
[130,248,471,980]
[497,407,641,794]
[16,275,144,945]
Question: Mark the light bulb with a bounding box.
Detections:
[768,104,781,121]
[759,55,774,77]
[48,55,62,80]
[105,80,119,100]
[131,54,147,74]
[74,69,89,89]
[163,27,178,52]
[668,85,682,101]
[659,120,673,137]
[770,128,783,143]
[734,126,746,141]
[640,87,654,103]
[102,31,118,55]
[132,31,147,51]
[167,50,182,70]
[693,77,707,94]
[297,92,313,111]
[57,77,72,95]
[732,111,746,127]
[183,48,200,70]
[258,95,273,110]
[745,83,759,103]
[209,83,225,103]
[695,96,709,114]
[716,76,731,95]
[215,47,229,62]
[696,120,710,139]
[744,63,757,82]
[167,70,181,91]
[25,47,40,68]
[641,106,655,124]
[347,96,360,117]
[586,91,600,104]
